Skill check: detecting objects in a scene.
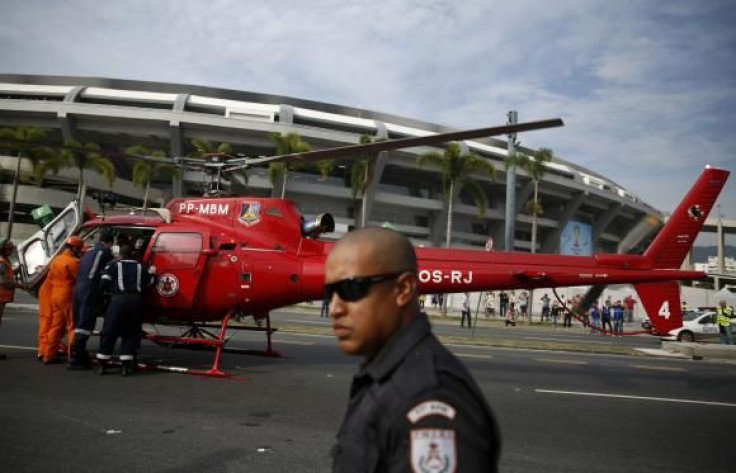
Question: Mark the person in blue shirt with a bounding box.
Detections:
[601,302,613,334]
[589,304,601,335]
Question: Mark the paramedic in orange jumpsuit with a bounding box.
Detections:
[1,239,27,360]
[43,236,83,364]
[36,276,53,361]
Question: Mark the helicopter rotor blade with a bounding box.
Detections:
[245,118,563,166]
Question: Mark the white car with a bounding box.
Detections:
[662,311,722,342]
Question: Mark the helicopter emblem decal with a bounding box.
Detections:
[157,273,180,298]
[687,204,703,221]
[239,202,261,226]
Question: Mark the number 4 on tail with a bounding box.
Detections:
[658,301,671,319]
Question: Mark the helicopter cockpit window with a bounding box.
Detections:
[151,232,202,269]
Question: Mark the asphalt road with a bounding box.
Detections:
[1,306,735,473]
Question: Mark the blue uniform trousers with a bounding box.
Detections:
[97,294,143,361]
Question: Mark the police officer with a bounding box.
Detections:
[326,227,500,472]
[96,244,155,376]
[68,231,114,369]
[716,299,734,345]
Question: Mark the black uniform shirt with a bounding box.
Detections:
[332,313,501,472]
[101,259,154,295]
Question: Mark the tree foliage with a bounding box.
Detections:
[417,142,496,219]
[60,139,115,187]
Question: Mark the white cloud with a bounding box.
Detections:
[0,0,734,217]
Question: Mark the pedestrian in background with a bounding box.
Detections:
[460,292,472,328]
[612,300,625,336]
[716,300,734,345]
[505,306,516,327]
[601,301,613,334]
[326,227,501,472]
[518,290,529,320]
[589,303,601,335]
[499,291,508,319]
[623,294,636,323]
[551,299,560,326]
[485,292,496,317]
[540,293,550,323]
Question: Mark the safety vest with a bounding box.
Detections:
[716,307,734,327]
[0,255,15,303]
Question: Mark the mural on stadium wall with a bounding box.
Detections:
[560,221,592,256]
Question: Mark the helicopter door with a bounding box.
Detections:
[17,198,84,288]
[148,230,210,308]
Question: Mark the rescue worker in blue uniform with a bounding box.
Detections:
[96,244,155,376]
[68,231,114,369]
[326,227,501,472]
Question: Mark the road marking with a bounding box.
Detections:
[630,364,685,372]
[523,336,615,345]
[536,358,588,365]
[281,319,329,325]
[535,389,736,408]
[273,340,315,346]
[0,344,36,351]
[454,353,494,360]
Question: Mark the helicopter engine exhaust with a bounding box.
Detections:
[302,213,335,238]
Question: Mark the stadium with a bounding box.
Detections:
[0,74,662,253]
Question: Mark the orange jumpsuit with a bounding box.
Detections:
[44,249,79,362]
[36,276,53,359]
[0,254,16,324]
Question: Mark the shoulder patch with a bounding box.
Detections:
[410,429,456,473]
[407,400,456,424]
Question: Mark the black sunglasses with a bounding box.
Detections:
[325,271,407,302]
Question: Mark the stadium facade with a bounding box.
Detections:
[0,74,662,253]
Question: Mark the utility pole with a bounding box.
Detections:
[5,153,22,240]
[504,110,518,251]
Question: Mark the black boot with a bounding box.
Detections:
[68,336,92,370]
[121,361,132,377]
[96,361,107,376]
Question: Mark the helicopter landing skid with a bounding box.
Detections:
[142,312,281,378]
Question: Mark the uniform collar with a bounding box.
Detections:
[359,312,432,382]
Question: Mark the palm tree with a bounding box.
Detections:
[350,134,378,228]
[268,132,325,198]
[520,147,553,254]
[189,138,232,158]
[417,142,496,249]
[126,145,178,210]
[60,140,115,193]
[0,126,54,238]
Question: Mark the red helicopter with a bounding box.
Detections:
[14,118,730,377]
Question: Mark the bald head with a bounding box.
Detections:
[326,227,420,358]
[329,227,417,275]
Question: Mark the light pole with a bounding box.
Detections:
[504,110,518,251]
[4,153,22,240]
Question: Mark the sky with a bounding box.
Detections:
[1,0,734,238]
